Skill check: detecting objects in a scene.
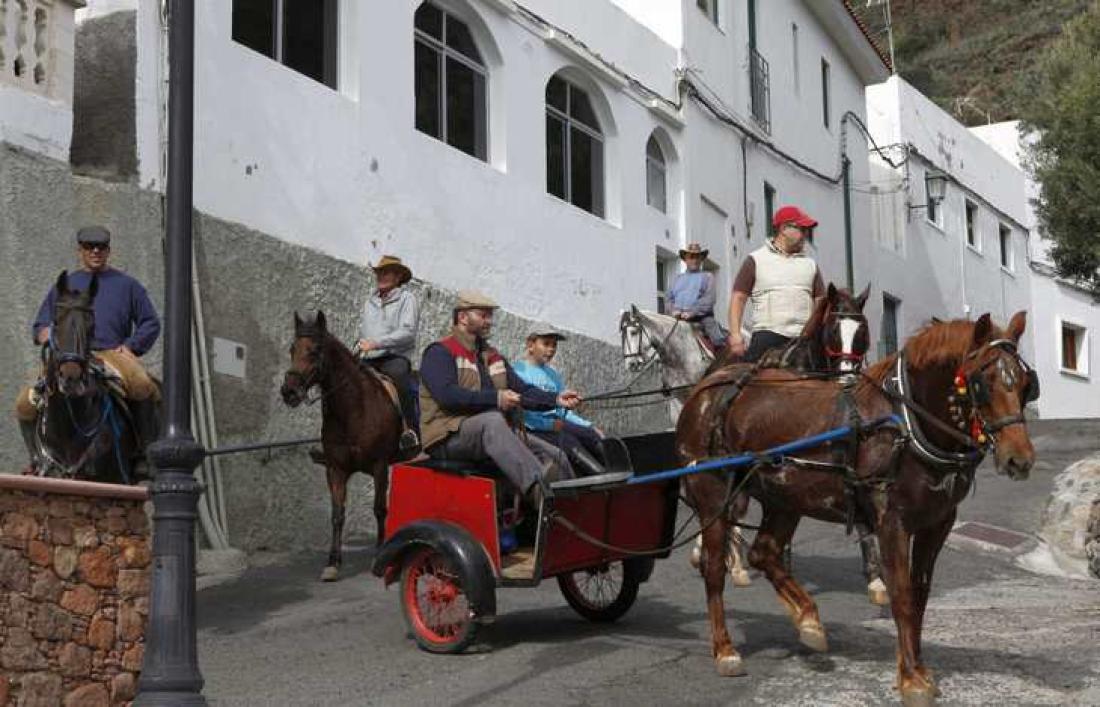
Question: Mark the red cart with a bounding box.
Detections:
[371,432,679,653]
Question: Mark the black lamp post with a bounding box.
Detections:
[134,0,207,703]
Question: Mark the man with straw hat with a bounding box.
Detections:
[418,290,578,510]
[359,255,420,451]
[667,242,726,348]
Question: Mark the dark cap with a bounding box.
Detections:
[76,226,111,246]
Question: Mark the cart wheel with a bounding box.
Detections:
[400,547,478,653]
[557,558,645,622]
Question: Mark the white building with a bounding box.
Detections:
[971,121,1100,419]
[865,76,1033,363]
[86,0,888,342]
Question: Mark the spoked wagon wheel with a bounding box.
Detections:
[400,547,478,653]
[557,558,648,622]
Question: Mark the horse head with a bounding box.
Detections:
[800,283,870,372]
[50,270,99,397]
[619,305,652,372]
[954,311,1036,479]
[281,310,328,407]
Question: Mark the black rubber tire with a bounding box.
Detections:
[556,558,647,622]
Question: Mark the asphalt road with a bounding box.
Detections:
[197,423,1100,706]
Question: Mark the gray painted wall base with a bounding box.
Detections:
[0,142,669,552]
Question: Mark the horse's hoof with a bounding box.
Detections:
[689,545,702,569]
[715,653,745,677]
[730,568,752,587]
[868,578,889,606]
[320,566,339,582]
[901,688,937,707]
[798,622,828,653]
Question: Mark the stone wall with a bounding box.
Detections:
[1037,454,1100,579]
[1,142,668,553]
[0,475,150,706]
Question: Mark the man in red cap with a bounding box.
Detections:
[727,205,825,361]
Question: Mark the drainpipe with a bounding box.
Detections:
[842,155,854,291]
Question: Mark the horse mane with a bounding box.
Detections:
[865,318,998,383]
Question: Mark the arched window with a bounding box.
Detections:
[645,134,667,213]
[545,74,604,217]
[414,2,487,160]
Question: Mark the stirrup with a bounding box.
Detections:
[399,429,420,453]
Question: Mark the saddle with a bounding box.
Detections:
[358,362,403,412]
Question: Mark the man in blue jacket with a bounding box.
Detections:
[14,226,161,472]
[513,326,605,477]
[419,291,578,508]
[667,242,726,348]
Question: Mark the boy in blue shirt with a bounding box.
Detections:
[512,326,605,477]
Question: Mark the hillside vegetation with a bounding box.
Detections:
[853,0,1094,125]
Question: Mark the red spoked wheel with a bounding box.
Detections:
[557,559,644,623]
[400,547,478,653]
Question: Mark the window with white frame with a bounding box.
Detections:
[232,0,338,88]
[546,74,605,217]
[414,3,488,161]
[965,200,979,249]
[999,223,1013,270]
[1060,321,1088,375]
[645,135,667,213]
[697,0,719,26]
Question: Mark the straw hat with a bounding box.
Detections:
[678,242,709,259]
[371,255,412,285]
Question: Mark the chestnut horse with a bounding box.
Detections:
[281,311,401,581]
[676,312,1036,705]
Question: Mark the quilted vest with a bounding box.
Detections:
[419,332,510,450]
[748,243,818,337]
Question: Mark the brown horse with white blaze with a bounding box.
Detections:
[281,311,402,581]
[676,312,1036,705]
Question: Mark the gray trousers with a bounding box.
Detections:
[435,411,573,494]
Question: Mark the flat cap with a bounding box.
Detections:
[527,323,568,341]
[76,225,111,245]
[454,289,498,311]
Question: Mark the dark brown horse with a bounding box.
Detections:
[676,312,1035,705]
[280,311,401,581]
[696,283,874,590]
[35,271,143,484]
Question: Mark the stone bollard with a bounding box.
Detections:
[1037,454,1100,578]
[1,475,150,706]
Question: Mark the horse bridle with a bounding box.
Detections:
[953,339,1039,444]
[620,310,682,368]
[47,300,95,385]
[822,307,869,368]
[285,327,326,398]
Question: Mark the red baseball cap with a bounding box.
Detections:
[772,205,818,229]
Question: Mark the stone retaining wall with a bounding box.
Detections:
[0,476,150,706]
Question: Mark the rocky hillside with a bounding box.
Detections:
[853,0,1094,125]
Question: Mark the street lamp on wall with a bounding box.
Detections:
[906,168,948,221]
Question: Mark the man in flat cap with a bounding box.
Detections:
[419,291,579,508]
[667,242,726,349]
[358,255,420,451]
[14,226,161,473]
[728,205,825,361]
[512,325,605,477]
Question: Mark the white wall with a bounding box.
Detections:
[864,77,1032,363]
[971,121,1100,419]
[113,0,884,344]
